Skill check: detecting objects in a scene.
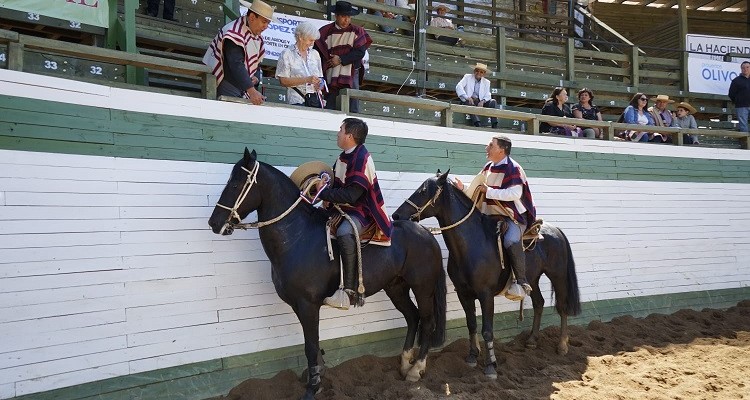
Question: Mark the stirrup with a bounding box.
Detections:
[323,289,350,310]
[504,282,530,301]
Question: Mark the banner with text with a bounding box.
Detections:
[238,8,328,61]
[687,57,748,96]
[686,34,750,95]
[0,0,110,28]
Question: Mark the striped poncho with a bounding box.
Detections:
[203,16,265,93]
[315,22,372,90]
[480,158,537,231]
[330,145,392,239]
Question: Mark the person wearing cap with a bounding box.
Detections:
[648,94,675,143]
[315,118,392,310]
[315,1,372,113]
[670,102,700,145]
[202,0,276,105]
[728,61,750,133]
[453,135,536,296]
[430,4,460,45]
[456,63,498,128]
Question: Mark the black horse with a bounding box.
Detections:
[392,171,581,379]
[208,149,447,400]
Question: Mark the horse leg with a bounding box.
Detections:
[384,282,420,379]
[478,293,497,379]
[405,284,438,383]
[456,290,480,367]
[550,277,571,355]
[294,301,323,400]
[525,278,544,351]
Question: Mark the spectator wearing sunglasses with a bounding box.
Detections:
[620,93,655,142]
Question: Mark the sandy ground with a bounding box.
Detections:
[217,300,750,400]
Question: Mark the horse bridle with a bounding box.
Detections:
[404,183,480,233]
[214,161,304,234]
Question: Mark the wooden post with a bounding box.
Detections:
[630,45,639,93]
[7,42,23,72]
[496,27,506,78]
[105,0,118,49]
[415,0,427,96]
[677,0,689,93]
[531,118,540,135]
[203,74,217,100]
[123,0,138,84]
[566,37,575,85]
[443,107,453,128]
[340,89,350,114]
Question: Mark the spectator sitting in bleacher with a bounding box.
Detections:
[620,92,654,142]
[276,22,324,108]
[146,0,177,22]
[315,1,372,113]
[373,0,409,34]
[671,102,700,145]
[202,0,276,105]
[648,94,674,143]
[430,4,462,46]
[456,63,498,128]
[571,88,603,139]
[540,87,577,136]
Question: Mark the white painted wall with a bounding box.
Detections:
[0,69,749,398]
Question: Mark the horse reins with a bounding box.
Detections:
[405,183,482,235]
[215,162,310,233]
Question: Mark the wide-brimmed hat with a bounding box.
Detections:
[329,1,361,16]
[472,62,491,73]
[652,94,675,103]
[462,173,487,205]
[676,101,697,114]
[239,0,278,22]
[436,4,449,11]
[290,161,333,189]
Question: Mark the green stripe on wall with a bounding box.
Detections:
[1,95,750,183]
[14,287,750,400]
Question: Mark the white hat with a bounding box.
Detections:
[239,0,277,22]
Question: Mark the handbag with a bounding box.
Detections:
[293,87,323,109]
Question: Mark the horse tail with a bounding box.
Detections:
[557,227,582,317]
[430,264,448,348]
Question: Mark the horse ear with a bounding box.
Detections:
[243,148,257,164]
[435,169,441,177]
[436,169,450,185]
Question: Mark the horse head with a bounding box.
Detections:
[208,147,262,235]
[392,169,451,222]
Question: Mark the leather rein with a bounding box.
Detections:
[404,183,482,235]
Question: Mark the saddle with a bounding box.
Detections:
[327,214,391,246]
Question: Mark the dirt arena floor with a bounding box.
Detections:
[217,300,750,400]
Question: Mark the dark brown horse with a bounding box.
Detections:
[208,149,447,400]
[392,171,581,379]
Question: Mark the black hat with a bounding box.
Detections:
[329,1,361,16]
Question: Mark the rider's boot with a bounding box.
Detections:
[508,241,532,295]
[324,234,360,310]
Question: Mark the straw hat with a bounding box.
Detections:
[436,4,449,12]
[462,173,487,204]
[239,0,278,22]
[676,101,697,114]
[290,161,333,189]
[472,62,491,73]
[652,94,675,103]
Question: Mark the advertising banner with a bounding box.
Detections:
[686,34,750,61]
[238,8,328,61]
[687,57,747,96]
[0,0,110,28]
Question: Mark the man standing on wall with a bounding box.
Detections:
[203,0,276,105]
[315,1,372,113]
[728,61,750,133]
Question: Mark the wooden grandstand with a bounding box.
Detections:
[0,0,747,147]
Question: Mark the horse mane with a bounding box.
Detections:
[258,160,330,223]
[443,177,500,237]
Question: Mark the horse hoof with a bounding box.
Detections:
[300,389,317,400]
[483,364,497,380]
[405,359,426,382]
[557,343,569,355]
[465,354,478,367]
[525,340,537,350]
